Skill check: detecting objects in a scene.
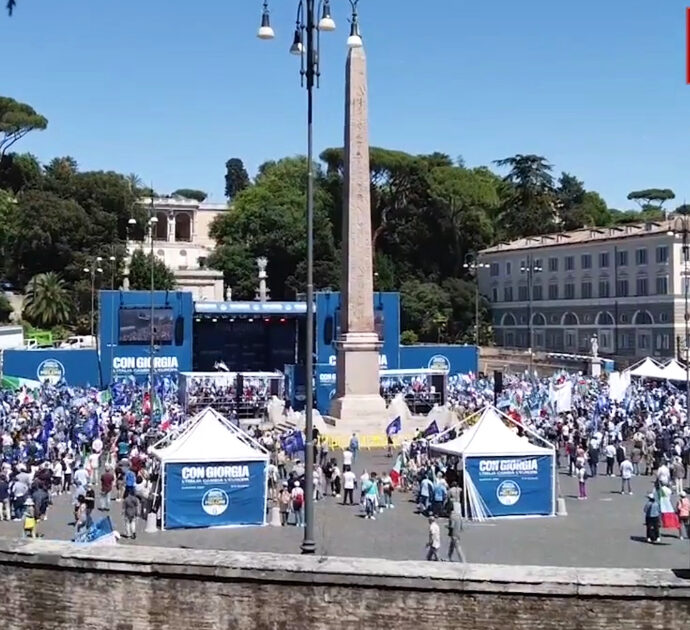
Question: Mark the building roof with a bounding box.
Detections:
[480,218,677,255]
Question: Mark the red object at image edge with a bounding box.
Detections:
[687,7,690,84]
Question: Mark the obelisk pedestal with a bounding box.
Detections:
[329,44,387,433]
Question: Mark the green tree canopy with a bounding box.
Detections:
[224,158,250,200]
[0,96,47,157]
[172,188,207,202]
[494,154,556,237]
[210,157,337,300]
[128,249,176,291]
[627,188,675,211]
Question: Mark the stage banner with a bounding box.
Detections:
[164,460,266,529]
[464,454,553,517]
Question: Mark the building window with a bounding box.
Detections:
[599,252,609,268]
[656,246,669,264]
[548,284,559,300]
[533,285,543,301]
[617,250,628,267]
[599,280,610,298]
[564,283,575,299]
[548,257,558,272]
[655,334,670,350]
[565,331,576,349]
[490,262,499,277]
[638,334,650,350]
[581,282,592,299]
[660,312,670,323]
[656,276,669,295]
[533,258,543,273]
[616,279,629,297]
[636,277,648,296]
[505,332,515,347]
[506,262,512,275]
[581,254,592,269]
[491,287,498,302]
[636,248,648,265]
[565,256,574,271]
[518,285,528,301]
[503,286,513,302]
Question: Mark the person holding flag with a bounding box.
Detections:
[385,417,401,457]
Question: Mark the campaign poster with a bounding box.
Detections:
[465,455,553,517]
[164,460,266,529]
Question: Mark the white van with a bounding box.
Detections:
[59,335,96,349]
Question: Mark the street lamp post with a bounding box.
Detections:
[83,256,103,339]
[148,203,158,405]
[520,255,542,374]
[256,0,350,555]
[462,253,490,347]
[669,215,690,413]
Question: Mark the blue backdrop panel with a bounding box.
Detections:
[3,349,100,387]
[316,292,400,369]
[465,455,553,517]
[99,290,194,386]
[164,460,266,529]
[399,345,478,375]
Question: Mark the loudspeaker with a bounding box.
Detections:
[236,374,244,401]
[430,374,446,405]
[174,316,184,346]
[324,315,334,345]
[269,379,280,396]
[493,370,503,395]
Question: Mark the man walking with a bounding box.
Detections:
[426,516,441,561]
[620,457,634,495]
[447,509,466,562]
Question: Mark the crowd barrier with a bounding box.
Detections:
[320,433,412,451]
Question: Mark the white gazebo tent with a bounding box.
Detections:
[150,407,269,530]
[626,357,666,380]
[430,406,556,520]
[660,359,689,382]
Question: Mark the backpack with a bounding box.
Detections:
[292,493,304,510]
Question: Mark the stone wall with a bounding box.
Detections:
[1,539,690,630]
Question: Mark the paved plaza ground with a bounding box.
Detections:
[2,449,689,570]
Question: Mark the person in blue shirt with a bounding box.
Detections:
[349,434,359,464]
[419,476,433,516]
[643,492,661,543]
[432,476,448,517]
[124,465,137,498]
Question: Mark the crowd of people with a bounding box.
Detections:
[3,366,690,558]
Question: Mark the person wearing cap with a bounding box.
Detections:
[643,492,661,543]
[676,491,690,540]
[290,480,305,527]
[278,481,290,526]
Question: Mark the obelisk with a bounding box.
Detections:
[329,44,387,431]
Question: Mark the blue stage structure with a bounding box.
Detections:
[1,290,479,416]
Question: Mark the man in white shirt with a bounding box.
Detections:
[620,457,634,495]
[342,467,356,505]
[343,449,353,468]
[604,442,616,476]
[426,516,441,561]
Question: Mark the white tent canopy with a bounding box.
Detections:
[660,359,689,382]
[430,406,553,457]
[627,357,666,380]
[151,407,269,464]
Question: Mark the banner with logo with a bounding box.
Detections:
[464,455,554,518]
[163,460,266,529]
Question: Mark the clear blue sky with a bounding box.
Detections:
[2,0,689,209]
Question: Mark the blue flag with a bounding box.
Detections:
[386,416,402,437]
[281,430,305,455]
[422,419,439,438]
[73,516,115,544]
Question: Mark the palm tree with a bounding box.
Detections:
[23,272,72,328]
